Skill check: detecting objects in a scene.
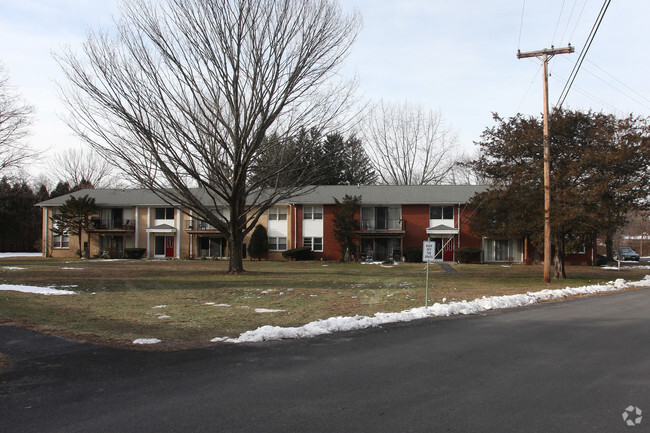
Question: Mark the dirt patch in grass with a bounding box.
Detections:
[1,257,648,350]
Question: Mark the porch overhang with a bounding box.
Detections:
[426,224,459,236]
[146,224,177,234]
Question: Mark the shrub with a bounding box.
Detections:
[455,247,481,264]
[282,246,313,261]
[405,247,422,263]
[125,248,146,259]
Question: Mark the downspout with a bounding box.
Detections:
[146,207,151,258]
[134,207,139,248]
[292,204,297,249]
[42,207,48,257]
[189,210,193,259]
[176,208,181,258]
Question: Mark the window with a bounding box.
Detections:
[155,207,175,220]
[52,209,69,248]
[304,237,323,251]
[303,205,322,220]
[268,207,287,221]
[268,237,287,251]
[430,205,454,220]
[53,234,69,249]
[361,206,401,230]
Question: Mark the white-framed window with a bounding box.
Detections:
[53,234,69,249]
[303,205,323,220]
[430,205,454,220]
[52,209,69,248]
[268,207,287,221]
[568,245,586,255]
[304,237,323,251]
[155,207,175,220]
[268,237,287,251]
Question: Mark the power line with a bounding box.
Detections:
[550,72,621,113]
[556,0,611,109]
[568,0,588,43]
[558,0,579,46]
[517,0,526,51]
[551,0,567,46]
[585,59,650,107]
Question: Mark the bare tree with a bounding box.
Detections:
[448,150,489,185]
[57,0,360,273]
[0,63,36,174]
[49,146,123,188]
[363,100,461,185]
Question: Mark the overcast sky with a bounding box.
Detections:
[1,0,649,178]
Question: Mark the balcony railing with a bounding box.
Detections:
[359,219,403,231]
[185,220,221,231]
[88,219,135,231]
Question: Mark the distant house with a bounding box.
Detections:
[37,185,597,264]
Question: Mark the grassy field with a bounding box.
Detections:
[1,257,649,350]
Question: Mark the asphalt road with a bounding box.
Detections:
[1,288,649,432]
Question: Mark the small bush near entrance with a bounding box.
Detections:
[282,246,313,261]
[456,247,482,264]
[405,247,423,263]
[125,248,146,259]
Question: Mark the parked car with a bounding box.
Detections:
[614,247,640,261]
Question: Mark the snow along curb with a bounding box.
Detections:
[211,276,650,344]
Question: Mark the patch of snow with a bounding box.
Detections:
[60,267,84,270]
[254,308,285,313]
[157,315,171,319]
[0,284,76,295]
[152,305,167,309]
[0,252,41,258]
[211,276,650,344]
[3,266,26,270]
[133,338,161,345]
[215,303,231,307]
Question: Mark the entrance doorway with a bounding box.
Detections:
[154,235,175,258]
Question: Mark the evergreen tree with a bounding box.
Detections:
[248,224,269,261]
[0,177,42,251]
[252,128,377,187]
[51,194,98,258]
[332,194,361,261]
[50,181,72,198]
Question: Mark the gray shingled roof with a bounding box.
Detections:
[38,185,487,207]
[37,189,173,207]
[281,185,488,205]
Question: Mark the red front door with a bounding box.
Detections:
[443,237,455,262]
[165,236,175,258]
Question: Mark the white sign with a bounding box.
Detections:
[422,241,437,262]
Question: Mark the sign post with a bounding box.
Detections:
[422,241,436,307]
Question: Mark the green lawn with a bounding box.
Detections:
[1,257,648,350]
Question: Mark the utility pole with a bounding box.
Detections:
[517,45,574,283]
